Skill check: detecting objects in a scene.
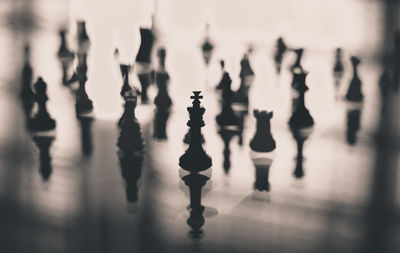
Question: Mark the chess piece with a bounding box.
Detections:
[75,55,93,116]
[117,89,144,153]
[78,115,93,156]
[288,72,314,129]
[218,128,237,174]
[274,37,287,74]
[239,53,254,86]
[201,24,213,66]
[57,29,74,85]
[135,28,154,65]
[28,77,56,132]
[215,71,230,92]
[32,135,55,181]
[346,109,362,145]
[216,73,240,128]
[345,56,363,103]
[233,77,250,110]
[154,48,172,109]
[20,45,35,119]
[254,163,271,192]
[249,110,276,152]
[153,108,170,140]
[120,64,133,98]
[290,127,311,179]
[77,21,90,55]
[215,60,226,90]
[290,48,304,73]
[179,91,212,172]
[333,48,344,98]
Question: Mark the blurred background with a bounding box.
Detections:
[0,0,399,252]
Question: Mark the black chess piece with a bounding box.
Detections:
[288,72,314,129]
[249,110,276,152]
[77,21,90,55]
[239,53,254,86]
[181,172,210,247]
[215,71,230,92]
[346,108,362,145]
[290,48,304,73]
[179,91,212,172]
[218,128,237,174]
[333,48,344,98]
[32,135,55,181]
[78,115,93,156]
[345,56,363,102]
[153,108,170,140]
[20,44,35,119]
[290,69,306,111]
[28,77,56,132]
[254,163,271,192]
[391,31,400,91]
[215,60,226,90]
[216,73,240,127]
[201,24,213,66]
[117,89,144,153]
[154,48,172,109]
[135,28,154,64]
[120,64,133,98]
[57,29,74,85]
[75,56,93,116]
[290,127,310,179]
[274,37,287,74]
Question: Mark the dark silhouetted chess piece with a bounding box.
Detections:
[333,48,344,99]
[117,89,144,153]
[28,77,56,132]
[153,108,170,140]
[274,37,287,74]
[239,53,255,86]
[77,21,90,55]
[216,71,230,92]
[201,23,213,66]
[57,29,74,85]
[154,48,172,109]
[136,28,155,104]
[119,64,133,98]
[345,56,363,102]
[218,128,237,174]
[179,91,212,172]
[216,73,240,128]
[215,60,226,90]
[254,163,271,192]
[78,115,93,156]
[346,109,362,145]
[75,54,93,116]
[20,45,35,119]
[288,72,314,129]
[181,171,210,248]
[290,127,311,179]
[32,135,54,181]
[250,110,276,152]
[290,48,304,73]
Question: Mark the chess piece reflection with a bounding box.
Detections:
[154,48,172,109]
[274,37,287,74]
[78,115,93,156]
[136,28,155,104]
[179,91,212,172]
[346,108,362,145]
[20,44,35,121]
[201,23,213,66]
[32,135,55,181]
[250,110,276,191]
[74,54,93,116]
[28,77,56,132]
[153,108,170,140]
[57,29,74,85]
[291,127,311,179]
[333,48,344,99]
[218,128,238,174]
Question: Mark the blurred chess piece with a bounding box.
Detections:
[32,135,55,181]
[290,127,312,179]
[215,60,226,90]
[179,91,212,172]
[20,44,35,120]
[216,73,240,128]
[153,108,170,140]
[154,48,172,109]
[28,77,56,132]
[74,54,93,116]
[218,128,238,174]
[201,23,214,66]
[346,108,362,145]
[119,64,133,98]
[345,56,363,103]
[333,48,344,100]
[274,37,287,74]
[77,21,90,55]
[239,52,254,86]
[57,29,74,85]
[78,115,94,156]
[289,48,304,73]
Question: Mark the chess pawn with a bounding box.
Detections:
[201,24,213,66]
[274,37,287,74]
[118,150,144,211]
[218,128,237,174]
[32,135,55,181]
[345,56,363,103]
[117,90,144,153]
[239,53,254,86]
[346,108,362,145]
[57,29,74,85]
[333,48,344,98]
[290,48,304,73]
[78,115,93,156]
[153,108,170,140]
[288,72,314,130]
[77,21,90,55]
[20,45,35,119]
[249,110,276,153]
[216,73,240,128]
[29,77,56,132]
[154,48,172,109]
[179,91,212,172]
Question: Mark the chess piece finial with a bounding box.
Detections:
[179,91,212,172]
